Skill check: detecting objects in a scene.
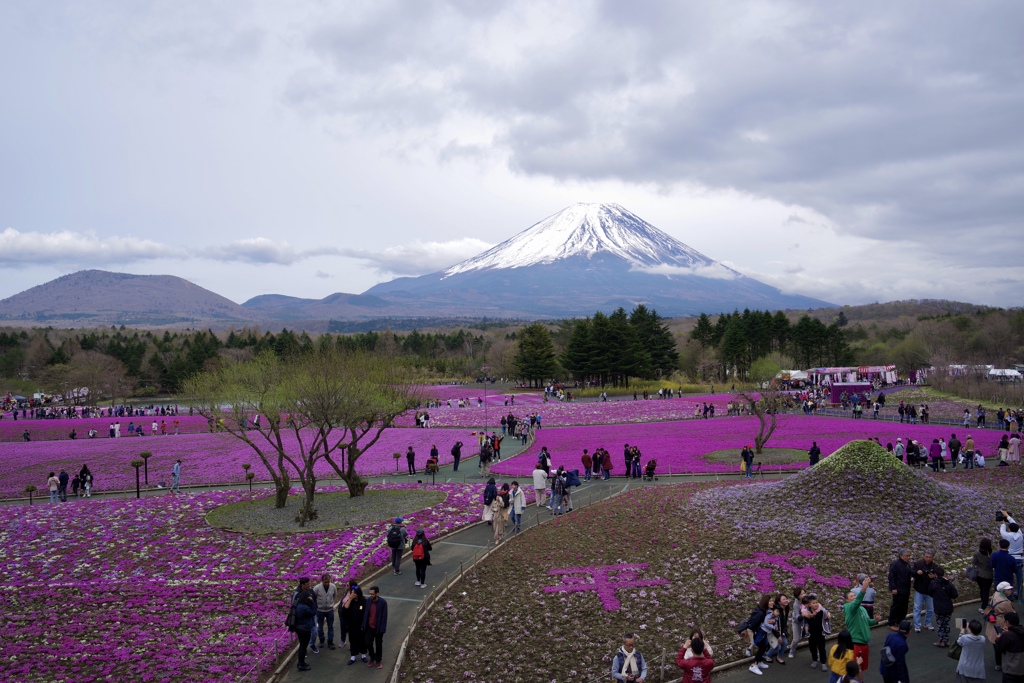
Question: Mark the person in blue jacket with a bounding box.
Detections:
[879,620,910,683]
[293,578,317,672]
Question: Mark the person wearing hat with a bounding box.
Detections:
[410,529,433,588]
[386,518,408,575]
[894,438,905,462]
[292,578,317,671]
[986,581,1016,670]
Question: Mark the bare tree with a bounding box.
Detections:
[737,356,785,455]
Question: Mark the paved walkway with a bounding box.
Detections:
[275,475,629,683]
[716,601,1010,683]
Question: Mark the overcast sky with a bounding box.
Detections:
[1,1,1022,308]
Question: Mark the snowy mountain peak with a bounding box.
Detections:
[442,203,734,278]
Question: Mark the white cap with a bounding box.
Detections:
[998,581,1014,592]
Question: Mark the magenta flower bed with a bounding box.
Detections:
[489,414,1007,476]
[0,414,211,442]
[0,428,480,499]
[398,393,735,428]
[0,482,489,683]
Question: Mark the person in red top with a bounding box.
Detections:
[677,637,714,682]
[582,449,593,481]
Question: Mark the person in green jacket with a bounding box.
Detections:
[843,576,878,670]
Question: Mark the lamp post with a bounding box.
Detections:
[481,365,490,435]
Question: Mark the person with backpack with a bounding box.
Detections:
[611,632,647,683]
[386,518,408,575]
[878,620,910,683]
[290,578,317,672]
[928,566,958,647]
[411,529,433,588]
[451,440,463,471]
[482,478,498,525]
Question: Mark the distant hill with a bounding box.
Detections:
[0,270,256,326]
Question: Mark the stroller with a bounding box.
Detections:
[642,459,658,481]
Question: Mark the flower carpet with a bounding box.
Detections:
[489,413,1008,476]
[0,414,210,442]
[0,482,491,683]
[399,442,1022,683]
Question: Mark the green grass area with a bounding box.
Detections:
[702,447,808,465]
[206,489,445,534]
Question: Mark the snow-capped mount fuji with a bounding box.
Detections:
[364,203,832,317]
[442,203,731,277]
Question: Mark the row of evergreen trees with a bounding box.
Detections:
[514,305,678,386]
[690,309,853,377]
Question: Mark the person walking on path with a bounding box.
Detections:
[362,586,388,670]
[879,620,910,683]
[313,574,338,650]
[955,619,986,683]
[406,446,416,475]
[972,537,995,606]
[340,586,368,665]
[490,492,507,544]
[532,465,548,508]
[887,550,914,628]
[172,459,181,492]
[843,575,877,668]
[411,528,433,588]
[611,632,648,683]
[292,578,317,672]
[509,480,526,533]
[482,478,498,524]
[47,472,59,503]
[386,518,408,575]
[912,550,938,632]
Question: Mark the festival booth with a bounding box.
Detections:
[808,367,858,386]
[777,370,809,388]
[857,365,897,384]
[828,382,873,405]
[989,368,1023,383]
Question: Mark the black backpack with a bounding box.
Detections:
[387,525,403,549]
[285,594,298,632]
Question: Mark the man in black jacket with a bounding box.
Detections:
[887,549,913,628]
[995,611,1024,680]
[912,550,937,632]
[949,433,962,469]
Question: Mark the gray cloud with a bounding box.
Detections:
[206,238,340,265]
[287,1,1024,255]
[341,238,493,276]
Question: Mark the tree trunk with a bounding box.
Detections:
[341,471,368,498]
[273,472,291,509]
[295,477,317,526]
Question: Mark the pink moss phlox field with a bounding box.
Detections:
[711,550,849,596]
[0,415,210,442]
[0,482,493,683]
[0,428,477,499]
[489,414,1007,476]
[397,393,735,428]
[543,563,669,611]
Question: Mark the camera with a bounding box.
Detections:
[998,511,1006,522]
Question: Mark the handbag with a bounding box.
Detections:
[948,640,963,660]
[966,564,979,581]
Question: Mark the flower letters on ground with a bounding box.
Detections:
[712,549,850,596]
[543,563,669,611]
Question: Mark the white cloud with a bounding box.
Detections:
[632,262,738,280]
[0,228,176,265]
[341,238,493,276]
[206,237,340,265]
